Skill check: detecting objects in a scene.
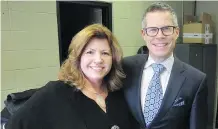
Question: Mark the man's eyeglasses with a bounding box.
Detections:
[143,26,177,37]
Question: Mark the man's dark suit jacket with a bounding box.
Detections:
[122,54,207,129]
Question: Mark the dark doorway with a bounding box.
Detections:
[56,1,112,64]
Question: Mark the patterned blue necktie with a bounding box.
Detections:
[144,63,165,125]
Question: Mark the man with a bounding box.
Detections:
[123,2,207,129]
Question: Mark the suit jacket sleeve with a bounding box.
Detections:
[190,75,208,129]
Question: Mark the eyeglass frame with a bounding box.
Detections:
[143,26,178,37]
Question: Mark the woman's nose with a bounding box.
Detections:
[94,53,103,63]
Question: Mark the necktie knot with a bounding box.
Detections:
[151,63,165,74]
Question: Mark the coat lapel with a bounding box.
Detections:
[149,57,186,125]
[135,55,148,128]
[124,55,148,128]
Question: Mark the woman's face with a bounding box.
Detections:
[80,38,112,83]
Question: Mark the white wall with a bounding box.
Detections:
[112,1,152,57]
[1,1,60,109]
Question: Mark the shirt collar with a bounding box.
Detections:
[144,53,174,73]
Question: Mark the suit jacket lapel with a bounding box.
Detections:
[136,55,148,128]
[150,57,186,125]
[124,55,148,128]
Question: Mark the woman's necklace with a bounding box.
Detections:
[83,86,107,109]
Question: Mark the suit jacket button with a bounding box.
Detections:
[111,125,119,129]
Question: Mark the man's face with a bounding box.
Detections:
[141,11,179,61]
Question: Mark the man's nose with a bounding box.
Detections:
[156,29,165,38]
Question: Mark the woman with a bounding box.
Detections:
[6,24,139,129]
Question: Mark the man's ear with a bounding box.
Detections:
[175,27,180,39]
[141,29,146,40]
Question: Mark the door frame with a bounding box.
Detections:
[56,1,112,65]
